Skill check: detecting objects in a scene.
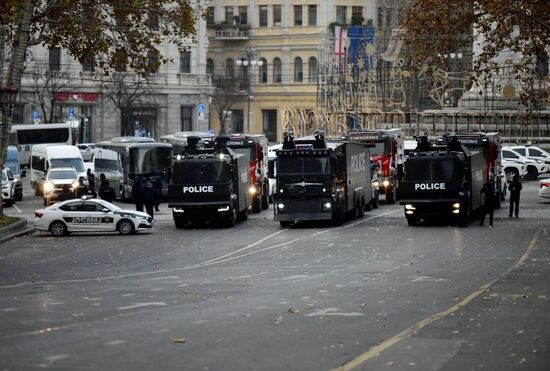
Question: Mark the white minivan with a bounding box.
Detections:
[30,144,86,195]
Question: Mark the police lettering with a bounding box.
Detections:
[73,217,102,223]
[183,185,214,193]
[350,153,366,174]
[414,183,446,190]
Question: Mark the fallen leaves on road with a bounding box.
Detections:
[172,338,187,344]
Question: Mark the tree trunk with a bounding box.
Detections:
[0,0,35,216]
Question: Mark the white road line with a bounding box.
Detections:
[12,204,22,213]
[0,210,395,289]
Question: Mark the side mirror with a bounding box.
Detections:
[101,208,110,213]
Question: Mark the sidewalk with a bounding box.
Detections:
[0,218,34,244]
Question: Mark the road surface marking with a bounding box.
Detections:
[335,229,541,371]
[12,204,22,213]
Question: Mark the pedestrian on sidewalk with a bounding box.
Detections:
[132,176,144,212]
[508,175,523,218]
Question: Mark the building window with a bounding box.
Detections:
[294,57,303,82]
[206,58,214,75]
[262,110,277,142]
[148,50,159,73]
[225,6,234,23]
[308,57,318,82]
[238,6,248,24]
[273,58,282,83]
[273,5,282,26]
[537,51,549,79]
[294,5,303,26]
[49,47,61,72]
[225,58,235,77]
[377,7,384,28]
[386,7,392,28]
[180,51,191,73]
[352,6,363,24]
[82,54,94,72]
[259,5,268,27]
[181,106,193,131]
[336,6,346,24]
[308,5,317,26]
[206,7,215,26]
[259,58,268,83]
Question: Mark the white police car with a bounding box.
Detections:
[34,196,153,237]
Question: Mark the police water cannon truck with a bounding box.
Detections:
[167,135,251,228]
[273,131,372,227]
[399,135,486,226]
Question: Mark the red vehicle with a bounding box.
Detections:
[348,128,404,204]
[226,134,270,213]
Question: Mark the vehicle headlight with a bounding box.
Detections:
[43,182,54,193]
[452,202,460,209]
[217,206,230,212]
[372,181,380,188]
[405,204,416,210]
[71,181,79,190]
[173,207,184,213]
[322,202,332,211]
[249,186,257,195]
[382,180,390,187]
[535,159,543,164]
[277,203,285,209]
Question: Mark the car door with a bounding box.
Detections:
[58,201,82,232]
[88,201,116,231]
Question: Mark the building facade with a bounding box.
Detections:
[14,13,212,143]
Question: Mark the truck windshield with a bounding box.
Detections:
[278,157,329,175]
[50,158,84,172]
[174,161,230,184]
[6,160,20,175]
[404,158,464,181]
[48,170,77,180]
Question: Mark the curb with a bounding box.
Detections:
[0,218,35,244]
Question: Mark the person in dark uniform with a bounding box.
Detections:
[508,175,523,218]
[151,174,163,212]
[142,177,155,219]
[479,179,496,227]
[87,168,96,197]
[74,176,88,198]
[99,180,116,203]
[457,181,470,227]
[132,176,143,212]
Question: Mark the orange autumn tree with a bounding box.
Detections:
[0,0,203,215]
[401,0,550,107]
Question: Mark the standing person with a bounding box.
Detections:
[151,174,163,212]
[74,176,88,198]
[479,179,496,227]
[132,176,144,212]
[99,180,116,203]
[142,177,155,218]
[87,168,96,197]
[508,175,523,218]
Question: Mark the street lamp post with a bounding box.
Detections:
[236,49,263,133]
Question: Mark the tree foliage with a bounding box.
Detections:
[205,75,245,134]
[401,0,550,106]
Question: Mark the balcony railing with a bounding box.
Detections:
[214,24,250,40]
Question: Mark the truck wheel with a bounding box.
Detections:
[364,198,372,212]
[526,166,538,180]
[333,202,345,226]
[225,206,237,227]
[406,217,418,226]
[279,221,292,227]
[252,195,261,213]
[385,186,395,204]
[174,216,186,229]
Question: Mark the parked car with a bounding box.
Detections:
[539,178,550,199]
[43,167,80,206]
[6,145,24,201]
[1,167,16,207]
[34,196,153,236]
[77,143,96,162]
[510,145,550,166]
[501,147,547,180]
[501,158,528,182]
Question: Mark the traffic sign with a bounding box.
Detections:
[68,106,76,119]
[32,110,40,120]
[198,103,205,113]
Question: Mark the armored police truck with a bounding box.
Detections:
[167,135,251,228]
[399,136,486,226]
[274,132,372,227]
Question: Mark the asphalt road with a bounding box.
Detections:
[1,174,549,370]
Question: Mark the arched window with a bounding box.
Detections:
[294,57,303,82]
[225,58,235,77]
[308,57,318,82]
[259,58,268,83]
[206,58,214,75]
[273,57,282,83]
